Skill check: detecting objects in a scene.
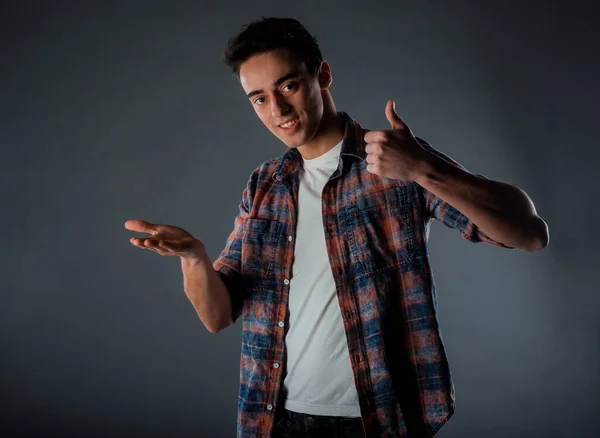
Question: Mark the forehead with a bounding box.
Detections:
[239,48,307,92]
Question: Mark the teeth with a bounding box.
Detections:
[280,118,298,128]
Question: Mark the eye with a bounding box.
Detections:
[282,82,297,92]
[253,97,265,105]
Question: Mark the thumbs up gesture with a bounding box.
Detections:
[364,99,431,182]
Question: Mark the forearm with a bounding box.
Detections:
[417,154,549,252]
[181,253,233,333]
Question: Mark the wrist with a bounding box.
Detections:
[182,246,210,266]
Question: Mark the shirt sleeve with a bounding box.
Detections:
[416,137,514,249]
[212,175,254,324]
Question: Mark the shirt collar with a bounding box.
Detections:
[273,112,366,182]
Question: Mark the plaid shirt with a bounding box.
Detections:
[213,112,511,437]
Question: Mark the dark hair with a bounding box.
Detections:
[224,17,323,77]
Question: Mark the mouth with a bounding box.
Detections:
[278,117,300,133]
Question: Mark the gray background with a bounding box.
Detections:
[2,1,599,437]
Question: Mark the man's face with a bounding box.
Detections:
[239,48,327,149]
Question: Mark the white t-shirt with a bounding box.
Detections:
[282,141,361,417]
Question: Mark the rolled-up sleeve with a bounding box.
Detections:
[213,176,253,323]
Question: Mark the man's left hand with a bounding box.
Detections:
[364,100,432,182]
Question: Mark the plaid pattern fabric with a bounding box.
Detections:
[214,112,512,437]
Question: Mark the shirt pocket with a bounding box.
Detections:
[344,184,416,276]
[240,218,286,292]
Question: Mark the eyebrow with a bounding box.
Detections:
[246,71,301,99]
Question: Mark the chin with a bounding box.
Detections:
[272,121,314,148]
[277,133,308,149]
[287,138,309,149]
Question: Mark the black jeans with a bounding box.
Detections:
[272,408,365,438]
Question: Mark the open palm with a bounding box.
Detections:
[125,219,206,259]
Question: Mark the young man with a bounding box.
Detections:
[125,17,549,438]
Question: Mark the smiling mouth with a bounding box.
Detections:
[279,117,299,129]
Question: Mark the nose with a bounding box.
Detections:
[270,94,291,118]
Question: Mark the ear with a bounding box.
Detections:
[317,61,333,89]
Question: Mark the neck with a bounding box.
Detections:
[297,99,345,160]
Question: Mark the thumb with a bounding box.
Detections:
[125,219,158,235]
[385,99,406,130]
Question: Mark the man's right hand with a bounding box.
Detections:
[125,220,207,261]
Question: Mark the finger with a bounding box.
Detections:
[145,239,173,255]
[130,237,150,248]
[125,220,159,235]
[154,240,176,255]
[365,142,384,155]
[159,239,199,255]
[365,129,393,144]
[364,130,382,144]
[130,238,162,254]
[385,99,407,130]
[130,237,161,250]
[157,240,181,252]
[366,163,379,174]
[154,240,192,257]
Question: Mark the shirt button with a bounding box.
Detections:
[288,235,293,242]
[278,321,285,327]
[273,363,280,369]
[284,279,290,285]
[267,404,273,411]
